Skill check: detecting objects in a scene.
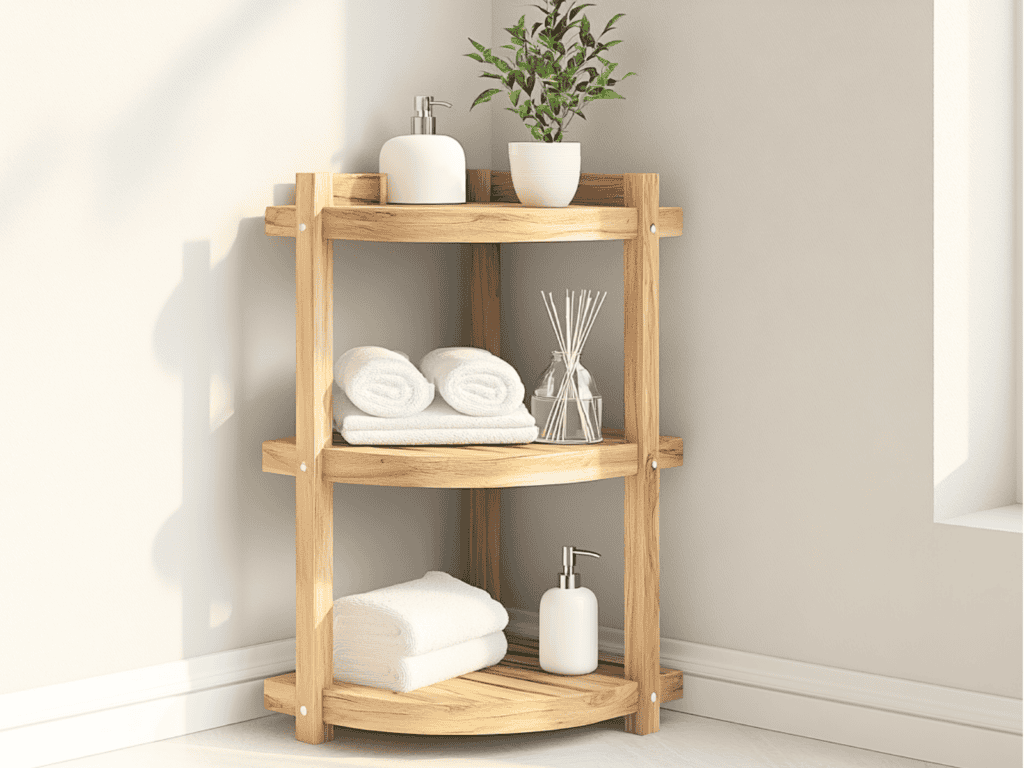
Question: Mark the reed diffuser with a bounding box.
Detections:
[532,290,607,444]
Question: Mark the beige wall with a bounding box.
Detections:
[492,0,1021,698]
[0,0,490,695]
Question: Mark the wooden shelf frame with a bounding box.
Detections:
[264,634,684,736]
[262,430,683,488]
[266,169,682,744]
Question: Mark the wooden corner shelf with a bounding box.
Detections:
[266,201,683,243]
[264,169,684,744]
[264,635,684,736]
[261,429,683,488]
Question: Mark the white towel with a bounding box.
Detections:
[334,346,434,418]
[333,631,507,693]
[333,391,538,446]
[333,571,509,657]
[419,347,525,417]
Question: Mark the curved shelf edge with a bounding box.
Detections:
[264,635,684,736]
[265,203,683,242]
[262,430,684,489]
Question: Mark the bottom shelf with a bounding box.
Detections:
[264,634,684,736]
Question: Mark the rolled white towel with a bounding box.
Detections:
[333,571,509,657]
[333,631,507,693]
[334,346,434,418]
[419,347,525,417]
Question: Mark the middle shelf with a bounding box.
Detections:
[263,428,684,488]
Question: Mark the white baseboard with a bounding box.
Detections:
[3,621,1020,768]
[508,608,1023,768]
[0,638,295,768]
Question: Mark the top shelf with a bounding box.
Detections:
[264,170,683,244]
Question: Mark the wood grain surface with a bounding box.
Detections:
[463,170,503,601]
[261,431,683,487]
[331,173,385,205]
[293,172,335,744]
[622,173,662,735]
[265,202,680,240]
[263,634,683,735]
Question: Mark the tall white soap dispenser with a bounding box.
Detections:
[379,96,466,204]
[539,546,601,675]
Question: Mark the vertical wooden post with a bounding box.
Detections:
[622,173,661,735]
[294,172,335,743]
[463,170,502,601]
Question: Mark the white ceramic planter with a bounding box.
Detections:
[508,142,581,207]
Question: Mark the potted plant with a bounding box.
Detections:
[466,0,635,207]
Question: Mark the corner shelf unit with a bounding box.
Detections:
[262,169,684,744]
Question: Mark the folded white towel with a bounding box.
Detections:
[419,347,525,417]
[333,571,509,657]
[333,631,507,693]
[334,346,434,418]
[333,391,538,445]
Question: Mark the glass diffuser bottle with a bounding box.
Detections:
[532,351,602,444]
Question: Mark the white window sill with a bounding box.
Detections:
[938,504,1023,534]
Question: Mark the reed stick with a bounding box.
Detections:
[538,289,607,443]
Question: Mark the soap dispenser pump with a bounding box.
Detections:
[539,546,601,675]
[379,96,467,204]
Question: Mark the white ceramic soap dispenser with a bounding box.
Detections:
[539,546,601,675]
[379,96,466,204]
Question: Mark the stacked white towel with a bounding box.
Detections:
[334,346,434,418]
[420,347,525,417]
[333,571,509,692]
[333,391,538,445]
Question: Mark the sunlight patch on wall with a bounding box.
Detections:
[934,0,972,487]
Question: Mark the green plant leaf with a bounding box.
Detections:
[621,71,637,79]
[586,87,623,101]
[510,89,522,106]
[464,52,484,62]
[471,88,501,108]
[470,38,487,54]
[480,72,504,80]
[601,12,625,36]
[569,3,594,21]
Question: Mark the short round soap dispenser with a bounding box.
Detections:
[378,96,467,204]
[539,546,601,675]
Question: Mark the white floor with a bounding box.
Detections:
[53,710,952,768]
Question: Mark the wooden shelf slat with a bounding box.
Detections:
[265,203,682,242]
[262,429,684,489]
[263,633,683,736]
